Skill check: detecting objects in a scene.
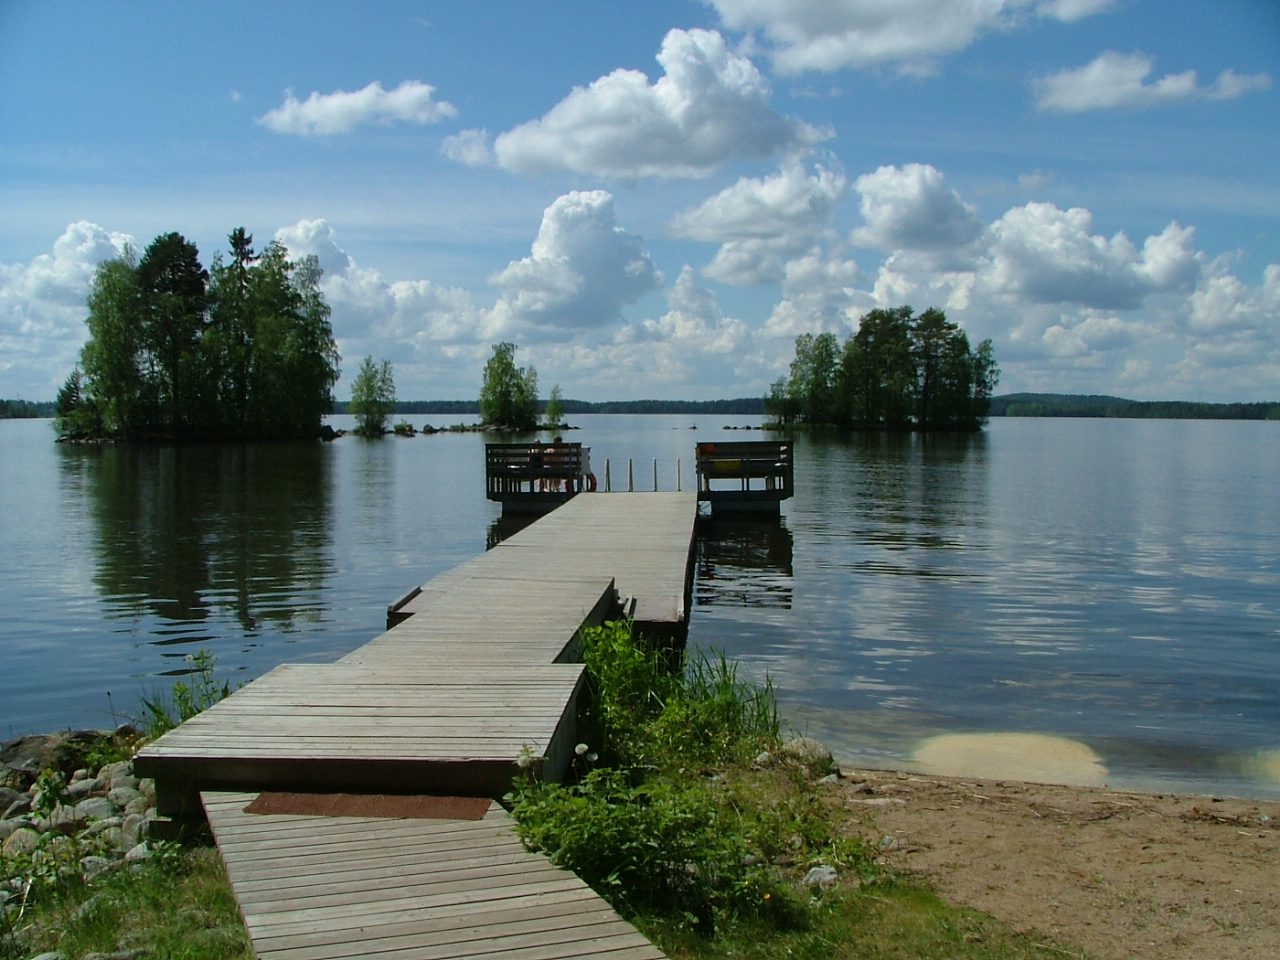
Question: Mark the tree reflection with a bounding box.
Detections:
[60,442,334,637]
[695,516,794,609]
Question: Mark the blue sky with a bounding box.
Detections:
[2,1,1277,402]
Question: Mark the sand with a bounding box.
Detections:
[836,765,1280,960]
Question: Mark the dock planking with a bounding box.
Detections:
[136,490,696,960]
[204,791,665,960]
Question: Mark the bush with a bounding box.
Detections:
[507,620,872,938]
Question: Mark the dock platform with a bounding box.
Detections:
[136,491,697,960]
[203,791,664,960]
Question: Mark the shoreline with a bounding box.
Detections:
[833,764,1279,960]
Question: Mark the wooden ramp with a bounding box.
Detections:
[204,791,664,960]
[137,491,696,960]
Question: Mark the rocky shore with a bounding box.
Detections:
[1,729,159,888]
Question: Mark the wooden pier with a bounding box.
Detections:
[135,490,697,960]
[695,440,793,513]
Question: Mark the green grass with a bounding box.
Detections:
[506,619,1090,958]
[3,843,249,960]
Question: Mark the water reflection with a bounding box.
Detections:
[487,513,538,550]
[694,515,793,609]
[59,442,335,647]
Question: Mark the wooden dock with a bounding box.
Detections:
[203,791,664,960]
[135,491,697,960]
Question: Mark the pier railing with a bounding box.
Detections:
[695,440,793,512]
[485,442,588,513]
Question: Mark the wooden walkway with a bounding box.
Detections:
[136,491,697,960]
[204,791,664,960]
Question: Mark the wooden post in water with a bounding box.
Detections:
[628,458,634,492]
[652,458,658,491]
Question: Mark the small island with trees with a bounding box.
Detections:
[766,306,998,430]
[55,228,340,442]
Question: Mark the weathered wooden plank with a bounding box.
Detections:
[204,793,665,960]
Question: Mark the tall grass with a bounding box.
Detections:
[508,619,866,936]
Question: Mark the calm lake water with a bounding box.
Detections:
[1,414,1277,798]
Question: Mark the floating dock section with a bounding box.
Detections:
[695,440,793,513]
[136,490,697,960]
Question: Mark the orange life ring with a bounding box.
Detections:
[585,472,597,492]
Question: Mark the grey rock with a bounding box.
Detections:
[98,760,133,783]
[782,736,834,768]
[4,795,31,818]
[0,819,17,842]
[108,786,142,808]
[0,786,23,812]
[803,864,839,887]
[1,825,39,858]
[124,841,150,862]
[66,777,100,799]
[848,780,874,794]
[108,772,138,792]
[124,796,151,817]
[27,953,67,960]
[818,773,840,785]
[136,778,155,801]
[74,796,119,822]
[80,855,115,879]
[753,751,772,766]
[70,767,92,782]
[120,813,148,849]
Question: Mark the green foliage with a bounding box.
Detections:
[507,620,866,939]
[349,356,396,437]
[140,649,232,739]
[543,383,565,428]
[3,844,250,960]
[53,367,100,439]
[479,341,539,430]
[774,307,998,431]
[63,228,339,441]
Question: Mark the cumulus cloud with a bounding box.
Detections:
[670,161,846,284]
[489,29,826,178]
[274,219,483,347]
[441,128,494,166]
[706,0,1116,74]
[763,249,866,339]
[257,80,456,135]
[489,191,663,334]
[0,222,135,397]
[852,164,984,258]
[985,203,1200,310]
[1034,52,1272,112]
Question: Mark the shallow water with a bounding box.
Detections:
[1,414,1276,797]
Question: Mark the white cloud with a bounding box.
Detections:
[489,191,663,334]
[763,249,866,339]
[257,80,456,135]
[274,218,485,383]
[441,128,494,166]
[706,0,1116,74]
[985,202,1200,310]
[0,222,135,397]
[670,161,846,285]
[490,29,826,178]
[852,163,984,257]
[1034,52,1272,112]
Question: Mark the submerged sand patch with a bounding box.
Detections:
[912,731,1108,786]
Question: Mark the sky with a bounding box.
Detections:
[2,1,1277,403]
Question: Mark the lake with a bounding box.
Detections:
[1,414,1277,798]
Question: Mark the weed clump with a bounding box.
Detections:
[506,620,876,938]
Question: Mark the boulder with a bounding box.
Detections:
[2,825,40,858]
[782,736,834,770]
[803,864,839,887]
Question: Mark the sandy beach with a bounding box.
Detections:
[837,765,1279,960]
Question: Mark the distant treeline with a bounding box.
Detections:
[990,393,1280,420]
[1,399,56,419]
[333,397,766,416]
